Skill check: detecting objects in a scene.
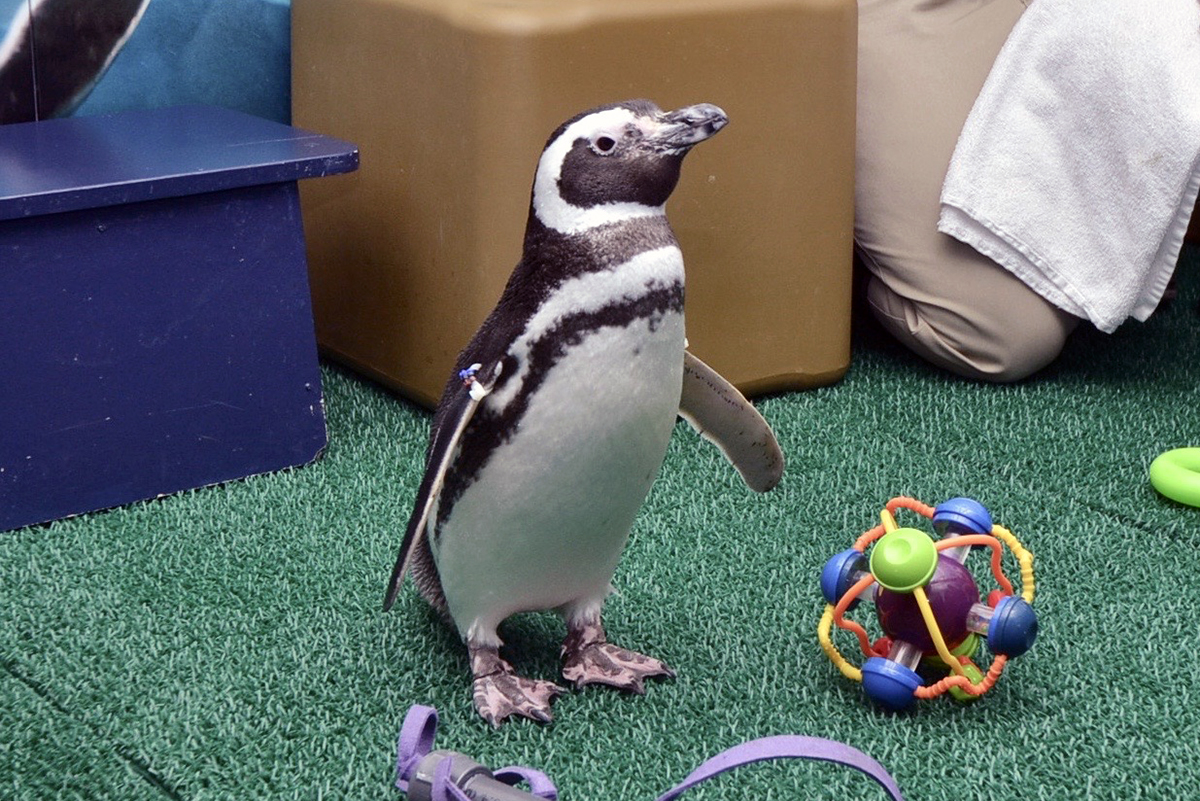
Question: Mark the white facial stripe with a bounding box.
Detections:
[539,199,665,236]
[533,107,666,235]
[489,245,684,409]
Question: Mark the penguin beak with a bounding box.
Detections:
[647,103,729,153]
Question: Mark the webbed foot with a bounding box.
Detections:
[470,646,564,727]
[561,620,675,693]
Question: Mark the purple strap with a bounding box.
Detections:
[494,766,560,799]
[395,706,558,800]
[395,705,904,800]
[430,759,470,801]
[395,705,440,794]
[654,734,904,801]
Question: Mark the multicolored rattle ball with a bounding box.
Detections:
[818,497,1037,711]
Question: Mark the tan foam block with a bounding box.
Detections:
[293,0,856,407]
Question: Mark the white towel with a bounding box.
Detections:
[938,0,1200,333]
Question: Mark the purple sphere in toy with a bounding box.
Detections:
[875,555,979,652]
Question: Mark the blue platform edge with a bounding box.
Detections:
[0,105,358,532]
[0,104,358,220]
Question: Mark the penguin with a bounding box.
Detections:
[383,99,784,726]
[0,0,152,123]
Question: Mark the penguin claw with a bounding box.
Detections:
[561,642,675,693]
[472,672,565,727]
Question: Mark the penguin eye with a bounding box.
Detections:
[591,135,618,155]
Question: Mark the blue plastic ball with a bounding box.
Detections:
[861,657,922,711]
[987,596,1038,657]
[932,497,993,537]
[821,549,868,608]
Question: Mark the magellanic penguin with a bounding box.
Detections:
[383,99,784,726]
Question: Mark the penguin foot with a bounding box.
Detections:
[470,646,564,727]
[561,622,675,693]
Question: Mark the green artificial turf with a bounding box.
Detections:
[3,248,1199,800]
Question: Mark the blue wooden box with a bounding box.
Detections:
[0,105,358,531]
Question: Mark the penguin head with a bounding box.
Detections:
[531,100,728,235]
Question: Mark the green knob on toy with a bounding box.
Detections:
[869,527,938,593]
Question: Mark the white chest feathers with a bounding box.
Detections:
[432,244,687,642]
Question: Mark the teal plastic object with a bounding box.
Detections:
[1150,448,1200,508]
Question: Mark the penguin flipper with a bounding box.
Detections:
[678,350,784,493]
[0,0,152,123]
[382,360,502,611]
